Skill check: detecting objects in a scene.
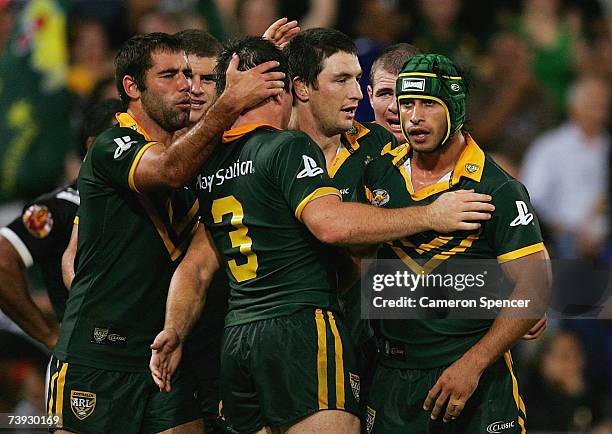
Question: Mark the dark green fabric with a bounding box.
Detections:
[220,308,360,433]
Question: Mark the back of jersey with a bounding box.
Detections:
[197,125,342,326]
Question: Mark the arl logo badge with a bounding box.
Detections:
[401,77,425,92]
[365,406,376,433]
[349,372,360,402]
[70,390,96,420]
[465,163,479,174]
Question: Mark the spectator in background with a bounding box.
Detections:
[366,42,421,143]
[353,0,412,122]
[522,330,604,432]
[67,18,113,98]
[469,31,559,165]
[521,74,610,259]
[412,0,481,70]
[508,0,589,116]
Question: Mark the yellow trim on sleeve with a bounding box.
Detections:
[294,187,341,221]
[73,216,79,225]
[497,242,545,263]
[128,142,158,193]
[315,309,329,410]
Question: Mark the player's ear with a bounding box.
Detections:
[367,85,374,109]
[293,76,309,102]
[123,75,140,100]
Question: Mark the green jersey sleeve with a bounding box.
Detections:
[89,128,158,192]
[266,133,341,221]
[484,180,545,262]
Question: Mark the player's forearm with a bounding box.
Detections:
[460,269,550,372]
[0,265,58,348]
[164,265,211,342]
[159,93,242,188]
[321,202,431,245]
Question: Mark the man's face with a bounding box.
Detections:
[399,98,448,153]
[187,54,217,124]
[140,50,191,132]
[307,51,363,136]
[368,68,402,142]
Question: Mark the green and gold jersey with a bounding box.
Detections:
[329,121,396,200]
[197,124,342,327]
[325,121,395,345]
[55,113,199,372]
[357,134,544,368]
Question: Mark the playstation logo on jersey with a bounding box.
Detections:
[510,201,534,226]
[113,136,137,159]
[297,155,324,178]
[401,77,425,92]
[370,189,390,207]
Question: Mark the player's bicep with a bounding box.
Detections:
[301,194,343,243]
[126,141,169,193]
[62,223,78,289]
[499,249,551,314]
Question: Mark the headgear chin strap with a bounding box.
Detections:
[395,54,466,147]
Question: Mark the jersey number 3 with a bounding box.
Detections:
[211,196,258,282]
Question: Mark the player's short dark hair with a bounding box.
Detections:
[78,98,123,156]
[174,29,222,59]
[114,32,183,105]
[369,43,421,85]
[284,28,358,89]
[214,36,290,96]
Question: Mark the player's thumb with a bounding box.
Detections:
[226,53,240,74]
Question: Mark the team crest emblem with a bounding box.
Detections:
[93,327,109,344]
[465,163,479,174]
[365,406,376,433]
[70,390,96,420]
[371,189,390,207]
[22,204,53,238]
[349,372,360,402]
[346,125,358,135]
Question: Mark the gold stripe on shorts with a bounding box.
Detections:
[55,362,69,418]
[327,311,345,409]
[47,361,60,417]
[315,309,328,409]
[504,352,526,433]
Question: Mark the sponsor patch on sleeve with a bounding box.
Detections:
[22,204,54,238]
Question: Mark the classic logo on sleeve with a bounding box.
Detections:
[70,390,96,420]
[22,204,53,238]
[113,136,137,159]
[510,201,534,226]
[297,155,324,178]
[487,420,516,433]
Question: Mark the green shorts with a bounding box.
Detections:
[46,356,200,434]
[366,352,526,434]
[220,308,361,433]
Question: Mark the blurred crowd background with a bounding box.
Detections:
[0,0,610,432]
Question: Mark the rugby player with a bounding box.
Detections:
[357,53,551,433]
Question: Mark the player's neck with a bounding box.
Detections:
[230,104,284,131]
[294,105,342,167]
[127,106,173,145]
[410,131,466,188]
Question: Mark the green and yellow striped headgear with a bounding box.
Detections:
[396,54,466,145]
